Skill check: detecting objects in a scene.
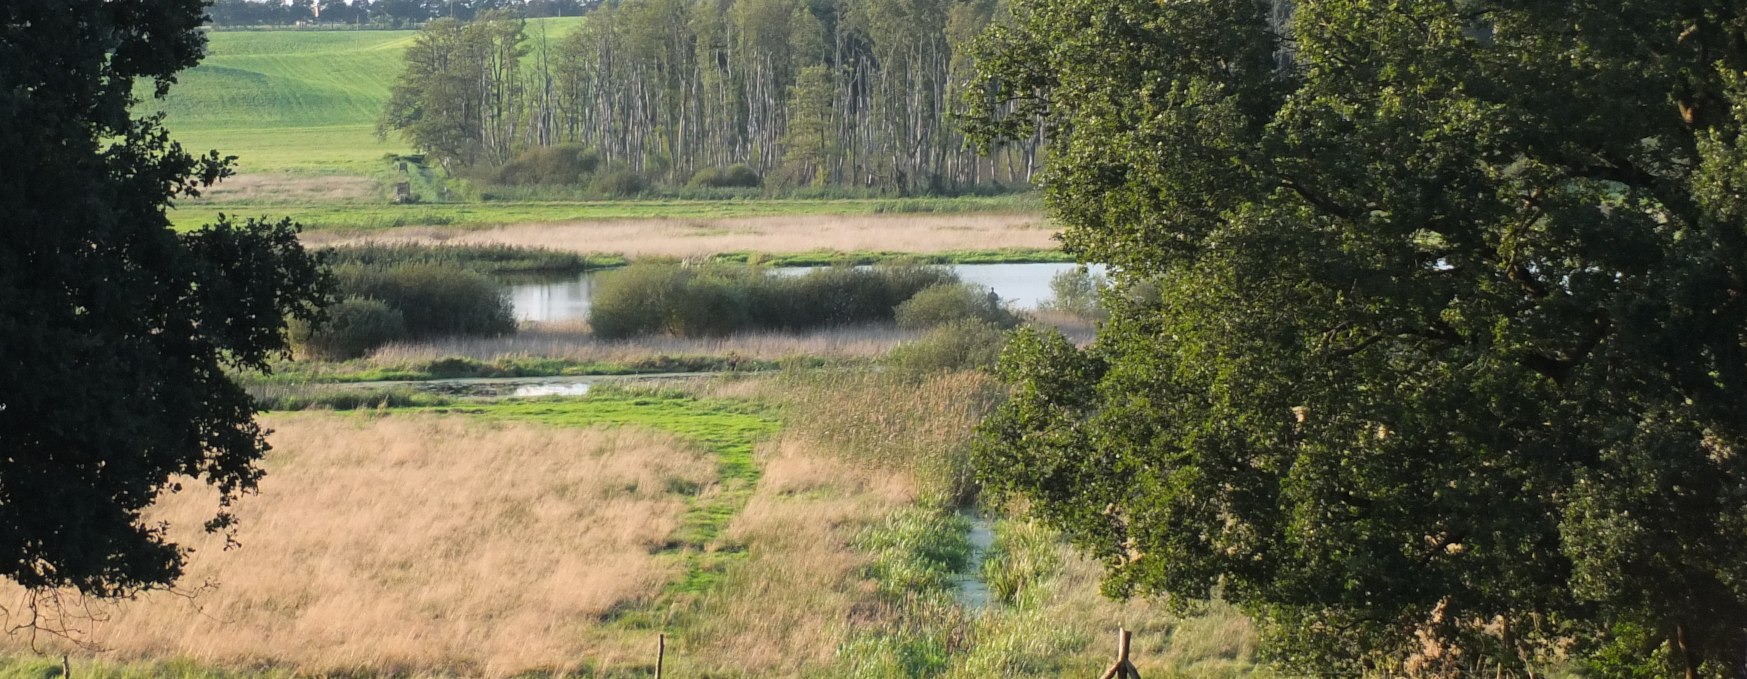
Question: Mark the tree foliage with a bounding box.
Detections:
[382,0,1041,193]
[969,1,1747,675]
[0,0,330,615]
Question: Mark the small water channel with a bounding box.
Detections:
[506,262,1104,323]
[955,509,995,611]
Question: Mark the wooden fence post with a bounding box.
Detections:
[656,633,665,679]
[1097,628,1141,679]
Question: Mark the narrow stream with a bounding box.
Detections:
[955,509,995,611]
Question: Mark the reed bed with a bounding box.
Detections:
[0,414,713,677]
[365,322,915,365]
[307,212,1055,258]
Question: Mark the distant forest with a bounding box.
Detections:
[378,2,1042,194]
[207,0,590,27]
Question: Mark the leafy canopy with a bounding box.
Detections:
[0,0,330,620]
[969,0,1747,675]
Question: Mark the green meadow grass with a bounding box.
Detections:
[143,29,416,174]
[146,19,589,175]
[169,195,1040,231]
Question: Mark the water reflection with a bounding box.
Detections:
[511,382,593,397]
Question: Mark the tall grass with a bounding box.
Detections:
[319,242,609,276]
[0,414,714,676]
[370,322,912,363]
[767,369,1004,507]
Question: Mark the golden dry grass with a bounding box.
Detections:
[306,213,1055,258]
[687,436,917,676]
[1,414,713,677]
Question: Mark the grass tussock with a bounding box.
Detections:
[0,414,714,677]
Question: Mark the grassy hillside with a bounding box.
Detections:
[148,19,587,175]
[147,29,415,173]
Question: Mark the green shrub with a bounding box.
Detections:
[290,296,406,360]
[590,262,956,338]
[493,144,600,185]
[687,164,762,188]
[894,283,1018,330]
[334,264,515,338]
[887,320,1008,377]
[588,167,647,197]
[587,260,689,339]
[1038,265,1107,319]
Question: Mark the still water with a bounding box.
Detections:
[507,262,1103,324]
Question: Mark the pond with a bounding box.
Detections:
[506,261,1104,324]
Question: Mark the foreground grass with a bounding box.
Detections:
[2,376,1265,679]
[0,408,722,675]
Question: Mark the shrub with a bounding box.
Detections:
[887,319,1008,377]
[894,283,1018,330]
[1038,265,1107,320]
[492,144,600,186]
[687,164,762,188]
[587,260,688,339]
[291,296,407,360]
[334,264,515,338]
[587,167,647,197]
[589,262,956,338]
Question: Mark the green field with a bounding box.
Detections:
[147,19,588,175]
[169,195,1039,231]
[146,29,416,173]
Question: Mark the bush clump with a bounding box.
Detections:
[687,164,762,189]
[335,264,516,339]
[886,319,1009,377]
[590,261,955,339]
[1038,265,1108,320]
[894,283,1018,330]
[492,144,601,186]
[588,167,647,197]
[291,296,407,360]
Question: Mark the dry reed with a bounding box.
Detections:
[687,435,917,675]
[365,322,915,364]
[307,213,1054,257]
[0,414,713,677]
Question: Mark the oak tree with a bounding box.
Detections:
[0,0,330,628]
[970,1,1747,675]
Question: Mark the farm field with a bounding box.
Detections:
[145,19,588,177]
[0,380,1263,679]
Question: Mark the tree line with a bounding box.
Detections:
[379,0,1042,194]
